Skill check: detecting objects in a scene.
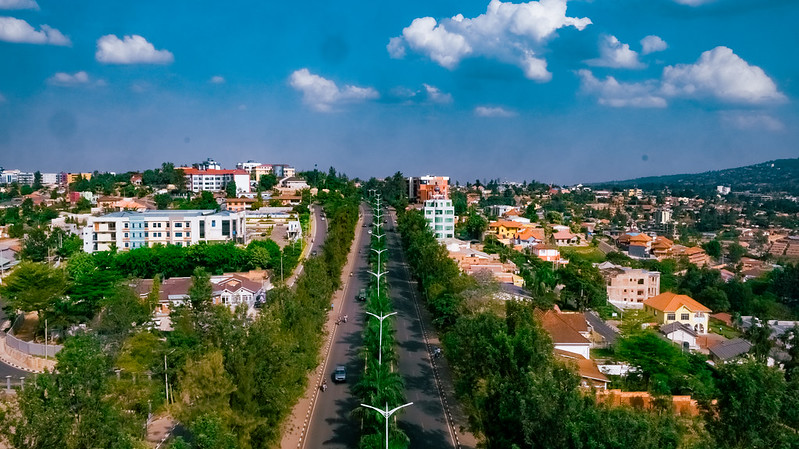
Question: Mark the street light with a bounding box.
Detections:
[360,402,414,449]
[371,248,387,272]
[367,269,388,301]
[364,311,397,366]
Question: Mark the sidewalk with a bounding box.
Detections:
[279,205,364,449]
[146,414,177,449]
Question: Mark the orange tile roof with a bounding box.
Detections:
[683,247,705,256]
[644,292,711,313]
[516,228,545,241]
[537,310,591,344]
[490,220,523,229]
[554,349,609,383]
[628,233,652,243]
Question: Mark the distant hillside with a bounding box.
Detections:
[593,158,799,195]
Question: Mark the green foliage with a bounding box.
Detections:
[0,261,67,315]
[189,267,213,310]
[258,173,278,191]
[557,259,607,310]
[225,181,237,198]
[154,193,172,209]
[702,240,722,259]
[464,209,488,240]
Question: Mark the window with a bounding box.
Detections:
[638,279,644,285]
[681,313,689,321]
[175,232,183,237]
[212,220,216,227]
[124,233,128,238]
[186,232,191,237]
[145,232,148,237]
[124,223,128,229]
[695,312,704,318]
[124,243,128,248]
[667,313,676,321]
[175,222,182,228]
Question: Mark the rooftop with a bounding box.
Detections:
[644,292,711,313]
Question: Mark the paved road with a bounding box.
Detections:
[288,204,328,287]
[586,311,619,345]
[302,204,372,449]
[384,209,458,449]
[0,357,28,384]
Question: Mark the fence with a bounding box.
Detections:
[5,332,62,357]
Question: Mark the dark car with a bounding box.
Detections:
[333,365,346,383]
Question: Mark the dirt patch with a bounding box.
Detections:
[11,312,39,341]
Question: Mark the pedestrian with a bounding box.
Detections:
[330,303,334,310]
[344,315,348,323]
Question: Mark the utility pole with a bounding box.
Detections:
[360,402,414,449]
[367,270,388,301]
[364,311,397,366]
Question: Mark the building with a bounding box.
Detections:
[487,220,524,240]
[538,309,592,359]
[224,197,256,212]
[532,245,566,264]
[197,158,221,170]
[41,173,58,185]
[66,172,93,184]
[423,197,455,239]
[16,172,34,185]
[81,210,246,253]
[236,160,262,172]
[673,245,709,267]
[184,168,251,194]
[709,338,752,363]
[418,176,450,202]
[660,322,699,350]
[598,262,660,310]
[655,209,672,225]
[643,292,711,334]
[0,169,20,184]
[554,349,610,389]
[242,163,296,180]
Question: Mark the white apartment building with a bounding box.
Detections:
[248,163,296,180]
[82,210,246,253]
[184,169,251,194]
[424,197,455,239]
[598,262,661,309]
[0,169,21,184]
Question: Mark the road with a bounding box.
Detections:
[384,209,458,449]
[302,204,372,449]
[287,204,328,287]
[586,311,619,345]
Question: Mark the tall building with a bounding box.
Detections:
[423,197,455,239]
[197,158,221,170]
[598,262,661,310]
[81,210,245,253]
[418,175,450,202]
[184,168,251,193]
[241,163,296,181]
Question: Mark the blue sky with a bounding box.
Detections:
[0,0,797,184]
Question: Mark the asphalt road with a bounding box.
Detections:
[0,358,28,384]
[302,204,372,449]
[288,204,328,287]
[384,210,457,449]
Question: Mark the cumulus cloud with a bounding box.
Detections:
[640,35,667,55]
[210,75,225,84]
[95,35,174,64]
[0,16,70,45]
[423,84,453,104]
[0,0,38,10]
[47,71,90,85]
[474,106,517,117]
[389,0,591,82]
[577,70,666,108]
[720,112,784,131]
[289,68,378,112]
[579,46,785,107]
[586,35,644,69]
[661,46,786,104]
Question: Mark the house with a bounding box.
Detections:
[538,309,591,359]
[617,233,652,250]
[554,349,610,389]
[673,245,709,267]
[553,230,579,246]
[514,227,545,248]
[660,322,698,350]
[643,292,711,334]
[651,236,674,259]
[488,220,523,239]
[224,197,256,212]
[709,338,752,363]
[598,262,660,310]
[278,177,310,192]
[532,245,566,265]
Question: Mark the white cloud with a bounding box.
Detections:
[577,69,666,108]
[0,0,38,10]
[47,71,90,85]
[720,112,784,131]
[95,34,174,64]
[661,46,786,104]
[423,84,453,104]
[0,16,70,45]
[289,68,378,112]
[586,35,644,69]
[474,106,517,117]
[640,35,667,55]
[389,0,591,81]
[210,75,225,84]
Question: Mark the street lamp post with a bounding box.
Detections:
[371,248,387,272]
[367,270,388,302]
[360,402,414,449]
[364,311,397,366]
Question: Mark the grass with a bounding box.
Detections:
[590,347,615,360]
[709,317,741,339]
[561,246,606,263]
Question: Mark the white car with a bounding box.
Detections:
[368,230,372,234]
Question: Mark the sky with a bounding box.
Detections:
[0,0,797,184]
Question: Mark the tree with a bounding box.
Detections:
[727,243,746,264]
[72,197,92,213]
[178,350,236,425]
[190,414,238,449]
[744,319,773,363]
[615,330,691,394]
[154,193,172,210]
[32,171,42,191]
[557,259,607,310]
[258,174,278,191]
[702,240,722,259]
[706,360,792,448]
[0,335,137,449]
[189,267,213,310]
[20,227,50,262]
[225,181,237,198]
[464,210,488,240]
[0,262,67,317]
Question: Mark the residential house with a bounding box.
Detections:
[488,220,523,240]
[554,349,610,389]
[651,236,674,260]
[709,338,752,363]
[553,229,579,246]
[514,227,545,248]
[598,262,660,309]
[532,245,566,265]
[224,197,256,212]
[673,245,709,267]
[278,177,310,192]
[417,176,450,202]
[538,309,592,359]
[444,238,522,286]
[660,322,699,350]
[643,292,711,334]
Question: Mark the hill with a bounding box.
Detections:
[592,158,799,195]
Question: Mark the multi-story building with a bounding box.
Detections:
[418,175,450,202]
[644,292,711,334]
[654,209,672,225]
[423,196,455,239]
[67,172,93,184]
[0,169,21,184]
[197,158,221,170]
[598,262,661,310]
[16,172,34,185]
[236,160,262,172]
[41,173,58,185]
[81,210,246,253]
[243,163,296,181]
[184,168,250,194]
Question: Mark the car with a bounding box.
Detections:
[333,365,346,382]
[368,230,372,234]
[357,288,367,301]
